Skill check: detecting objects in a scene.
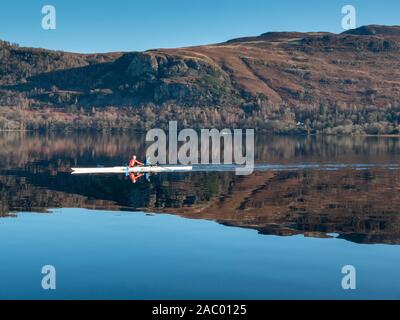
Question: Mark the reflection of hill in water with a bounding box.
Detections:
[1,132,400,245]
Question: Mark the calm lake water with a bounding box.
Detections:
[0,132,399,299]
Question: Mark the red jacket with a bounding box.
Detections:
[129,159,144,167]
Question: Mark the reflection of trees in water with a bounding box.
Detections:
[255,135,400,163]
[0,132,400,244]
[1,166,400,244]
[1,132,400,170]
[0,174,121,216]
[178,169,400,245]
[0,132,147,170]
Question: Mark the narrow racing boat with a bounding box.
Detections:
[71,166,193,175]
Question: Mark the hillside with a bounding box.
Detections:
[1,25,400,133]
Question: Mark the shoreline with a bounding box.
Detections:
[1,129,400,137]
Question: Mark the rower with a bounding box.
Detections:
[128,155,145,183]
[129,155,144,168]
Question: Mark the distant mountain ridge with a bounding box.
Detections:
[1,25,400,133]
[343,24,400,36]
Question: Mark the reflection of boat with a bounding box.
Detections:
[71,166,193,175]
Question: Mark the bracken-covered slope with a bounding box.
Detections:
[149,24,400,107]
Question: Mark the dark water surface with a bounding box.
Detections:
[0,132,399,299]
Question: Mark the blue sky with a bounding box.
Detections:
[0,0,399,53]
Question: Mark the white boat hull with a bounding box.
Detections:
[71,166,193,174]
